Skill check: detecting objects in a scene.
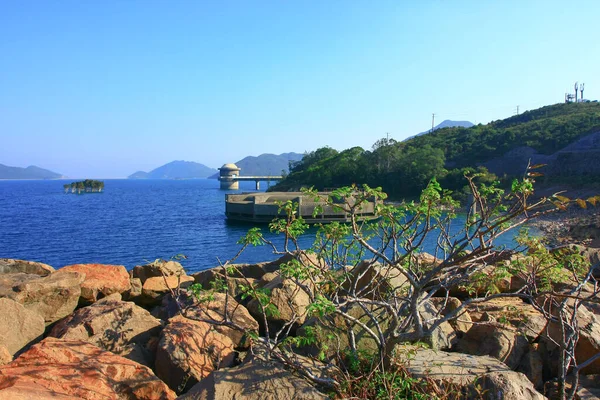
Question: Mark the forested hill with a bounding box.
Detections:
[410,102,600,168]
[270,102,600,199]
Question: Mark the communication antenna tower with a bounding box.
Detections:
[581,83,585,101]
[575,82,579,102]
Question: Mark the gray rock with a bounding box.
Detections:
[0,259,54,276]
[49,297,163,367]
[0,271,84,325]
[392,346,546,400]
[178,351,328,400]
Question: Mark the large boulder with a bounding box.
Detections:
[418,300,458,350]
[465,298,547,342]
[155,315,235,394]
[542,303,600,375]
[455,298,547,371]
[132,260,186,284]
[192,252,324,294]
[430,296,473,336]
[60,263,131,305]
[298,302,391,359]
[0,298,44,356]
[141,275,195,307]
[0,338,176,399]
[190,269,258,301]
[0,347,11,366]
[49,297,163,367]
[183,292,259,349]
[298,299,456,360]
[392,346,545,400]
[247,272,312,336]
[179,351,328,400]
[456,320,529,370]
[0,270,84,325]
[340,260,410,300]
[0,258,54,276]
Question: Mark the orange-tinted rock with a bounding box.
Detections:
[0,338,176,399]
[61,264,131,305]
[141,275,194,306]
[155,315,235,394]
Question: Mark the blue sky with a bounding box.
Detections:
[1,1,598,178]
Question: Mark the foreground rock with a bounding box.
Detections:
[192,252,324,297]
[0,338,176,399]
[49,297,163,367]
[0,258,54,276]
[155,315,235,394]
[183,292,259,349]
[542,303,600,375]
[0,271,84,325]
[141,275,195,306]
[247,273,312,335]
[132,260,186,284]
[0,347,11,366]
[60,263,131,305]
[393,347,545,400]
[179,351,328,400]
[0,298,44,356]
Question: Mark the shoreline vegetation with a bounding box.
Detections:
[2,175,600,399]
[63,179,104,194]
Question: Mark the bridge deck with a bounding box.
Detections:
[220,176,283,181]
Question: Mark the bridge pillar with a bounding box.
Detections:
[218,163,241,190]
[255,180,260,190]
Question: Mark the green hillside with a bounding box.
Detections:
[270,102,600,199]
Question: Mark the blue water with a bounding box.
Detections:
[0,179,524,273]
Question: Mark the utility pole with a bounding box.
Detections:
[431,113,435,133]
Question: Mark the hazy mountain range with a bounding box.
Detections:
[207,152,304,179]
[0,164,63,179]
[129,152,304,180]
[128,161,217,179]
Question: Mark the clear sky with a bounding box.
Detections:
[1,1,598,178]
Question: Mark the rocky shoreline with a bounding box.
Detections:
[1,241,600,399]
[529,207,600,247]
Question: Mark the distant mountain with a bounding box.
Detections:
[128,171,150,179]
[208,152,304,178]
[128,161,217,179]
[0,164,63,179]
[405,120,475,141]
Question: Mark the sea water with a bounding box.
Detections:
[0,179,522,273]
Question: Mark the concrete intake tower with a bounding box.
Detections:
[218,163,284,190]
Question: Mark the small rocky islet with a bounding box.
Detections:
[1,216,600,399]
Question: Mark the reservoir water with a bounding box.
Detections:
[0,179,523,273]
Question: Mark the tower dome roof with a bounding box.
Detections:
[219,163,240,171]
